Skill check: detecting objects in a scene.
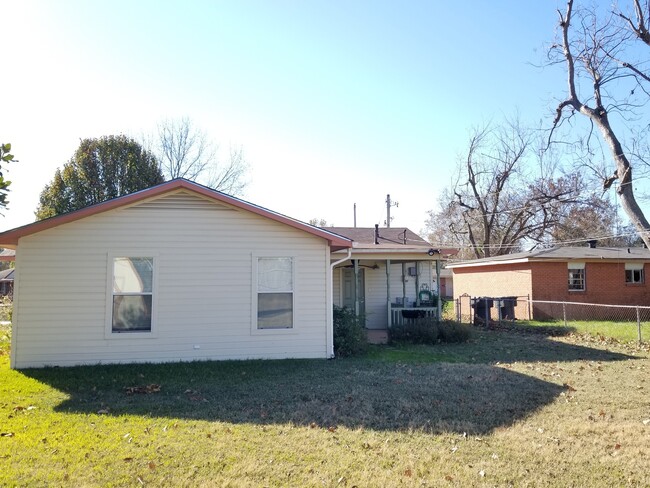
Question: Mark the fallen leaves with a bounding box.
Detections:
[563,383,577,392]
[124,384,161,395]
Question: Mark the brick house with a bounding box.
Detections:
[447,246,650,320]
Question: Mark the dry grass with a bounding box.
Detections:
[1,323,649,486]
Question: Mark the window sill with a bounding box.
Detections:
[105,330,159,340]
[250,327,299,336]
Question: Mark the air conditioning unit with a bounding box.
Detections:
[408,266,417,276]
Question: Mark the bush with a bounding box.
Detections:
[333,305,368,357]
[0,295,12,322]
[389,317,471,345]
[437,320,472,343]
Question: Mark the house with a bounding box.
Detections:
[0,179,352,369]
[326,226,457,339]
[0,268,14,298]
[447,246,650,320]
[0,248,15,262]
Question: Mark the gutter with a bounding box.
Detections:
[327,248,352,358]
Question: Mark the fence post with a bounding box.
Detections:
[527,294,531,320]
[563,302,567,328]
[637,306,642,344]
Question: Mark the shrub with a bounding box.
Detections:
[0,295,12,322]
[389,317,471,345]
[333,305,368,357]
[389,318,440,344]
[437,320,472,343]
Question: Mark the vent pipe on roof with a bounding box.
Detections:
[374,224,379,245]
[587,239,597,248]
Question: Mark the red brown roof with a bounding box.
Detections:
[0,179,353,251]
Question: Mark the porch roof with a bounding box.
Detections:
[326,226,457,260]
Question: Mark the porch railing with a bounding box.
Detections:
[389,305,438,326]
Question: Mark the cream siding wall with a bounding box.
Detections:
[12,192,330,368]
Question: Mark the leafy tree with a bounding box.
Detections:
[36,135,164,220]
[549,0,650,247]
[0,143,17,211]
[154,117,248,195]
[426,120,581,259]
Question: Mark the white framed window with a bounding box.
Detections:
[568,262,585,291]
[625,263,644,284]
[107,255,157,337]
[253,256,294,331]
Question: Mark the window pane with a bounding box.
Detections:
[258,258,292,292]
[114,257,153,293]
[112,295,152,332]
[626,269,644,283]
[568,269,585,290]
[258,293,293,329]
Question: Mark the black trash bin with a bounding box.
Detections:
[499,296,517,320]
[471,297,493,326]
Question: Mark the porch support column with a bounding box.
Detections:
[415,262,420,306]
[353,259,360,316]
[435,258,442,321]
[386,259,391,327]
[401,263,406,306]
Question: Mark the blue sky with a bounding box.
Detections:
[3,1,569,234]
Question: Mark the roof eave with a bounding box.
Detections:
[0,179,353,250]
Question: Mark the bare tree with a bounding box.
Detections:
[549,0,650,248]
[155,117,249,195]
[426,120,581,259]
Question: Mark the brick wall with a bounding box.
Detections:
[452,264,532,320]
[453,260,650,321]
[531,261,650,306]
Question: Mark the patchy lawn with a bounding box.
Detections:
[1,323,649,486]
[511,319,646,344]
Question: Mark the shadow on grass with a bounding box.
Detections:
[19,331,636,435]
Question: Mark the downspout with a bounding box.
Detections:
[328,248,352,358]
[9,248,19,369]
[435,259,442,321]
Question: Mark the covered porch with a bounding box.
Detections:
[327,226,457,341]
[332,254,444,330]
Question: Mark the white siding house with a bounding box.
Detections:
[2,180,351,368]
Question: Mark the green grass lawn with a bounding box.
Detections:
[1,323,650,486]
[511,319,646,343]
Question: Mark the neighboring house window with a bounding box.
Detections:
[625,263,644,284]
[112,257,154,332]
[568,262,585,291]
[256,257,294,329]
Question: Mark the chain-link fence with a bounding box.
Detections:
[456,294,650,343]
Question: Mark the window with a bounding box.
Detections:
[256,257,293,329]
[625,263,644,284]
[568,262,585,291]
[111,257,154,332]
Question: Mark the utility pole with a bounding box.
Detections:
[385,194,398,228]
[353,203,357,228]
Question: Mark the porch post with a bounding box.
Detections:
[402,263,406,307]
[435,258,442,321]
[415,262,420,306]
[386,259,391,327]
[353,259,360,316]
